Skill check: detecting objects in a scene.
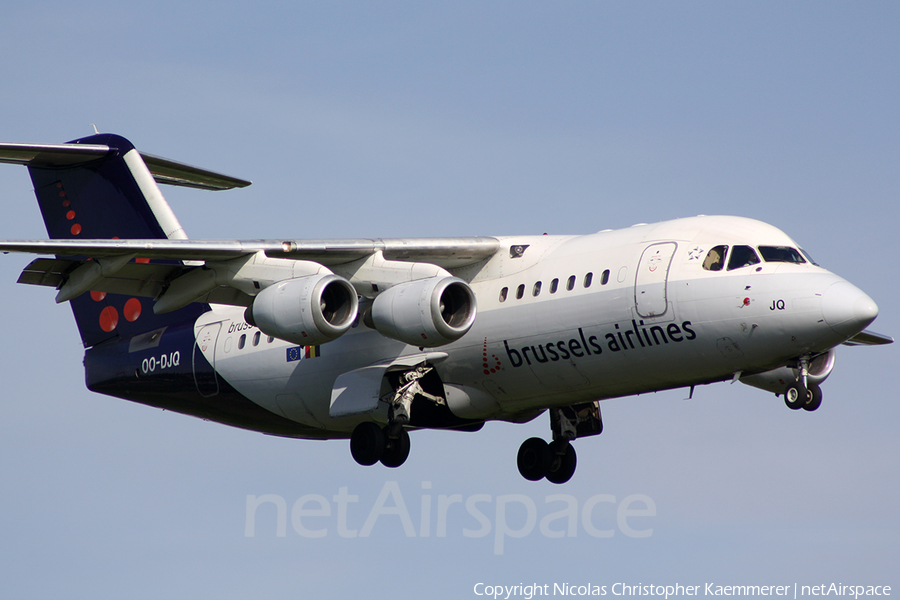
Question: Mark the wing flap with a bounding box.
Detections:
[17,258,184,297]
[17,258,72,287]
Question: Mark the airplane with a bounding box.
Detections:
[0,132,892,484]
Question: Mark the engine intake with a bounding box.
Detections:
[247,274,358,345]
[371,277,477,347]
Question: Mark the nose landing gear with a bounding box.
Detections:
[783,355,823,412]
[516,401,601,484]
[783,381,822,411]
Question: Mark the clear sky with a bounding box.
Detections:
[0,2,898,598]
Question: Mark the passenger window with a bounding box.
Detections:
[533,282,542,297]
[566,276,575,291]
[550,278,559,294]
[267,336,275,344]
[727,245,761,271]
[758,246,806,264]
[238,334,246,350]
[253,331,261,346]
[703,245,727,271]
[584,272,593,288]
[516,284,525,300]
[499,287,508,302]
[600,270,610,285]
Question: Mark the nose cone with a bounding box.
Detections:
[821,281,879,338]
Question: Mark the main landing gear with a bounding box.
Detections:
[516,401,603,484]
[350,421,411,468]
[783,354,823,412]
[349,364,443,469]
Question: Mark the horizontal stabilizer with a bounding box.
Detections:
[141,153,251,191]
[0,142,111,166]
[0,141,250,191]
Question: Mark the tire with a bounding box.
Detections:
[380,428,411,468]
[350,422,385,466]
[545,443,577,484]
[802,384,823,412]
[517,437,551,481]
[784,382,807,410]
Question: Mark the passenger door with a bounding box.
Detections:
[635,242,677,318]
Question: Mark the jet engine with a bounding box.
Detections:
[247,274,359,345]
[371,276,477,347]
[740,348,837,394]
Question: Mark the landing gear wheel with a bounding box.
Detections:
[350,422,385,466]
[784,382,808,410]
[517,437,551,481]
[380,428,411,468]
[545,442,577,484]
[802,384,823,412]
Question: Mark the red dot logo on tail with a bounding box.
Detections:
[99,307,119,332]
[91,290,143,332]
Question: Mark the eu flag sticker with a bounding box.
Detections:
[286,346,303,362]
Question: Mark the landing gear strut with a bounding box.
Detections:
[516,401,601,484]
[349,363,444,469]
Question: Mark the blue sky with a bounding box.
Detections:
[1,2,898,598]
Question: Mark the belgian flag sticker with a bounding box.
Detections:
[286,345,321,362]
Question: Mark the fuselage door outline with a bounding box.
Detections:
[193,322,222,397]
[635,242,678,318]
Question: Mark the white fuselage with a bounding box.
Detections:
[193,216,873,437]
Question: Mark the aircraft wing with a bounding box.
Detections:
[842,329,894,346]
[2,237,501,311]
[0,237,500,266]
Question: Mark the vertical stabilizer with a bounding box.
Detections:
[24,133,206,347]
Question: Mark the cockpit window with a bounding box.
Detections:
[727,245,761,271]
[702,245,727,271]
[799,248,819,266]
[758,246,806,264]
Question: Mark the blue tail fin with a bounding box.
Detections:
[27,133,207,347]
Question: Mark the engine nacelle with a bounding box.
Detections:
[247,274,359,346]
[740,348,837,394]
[371,277,477,347]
